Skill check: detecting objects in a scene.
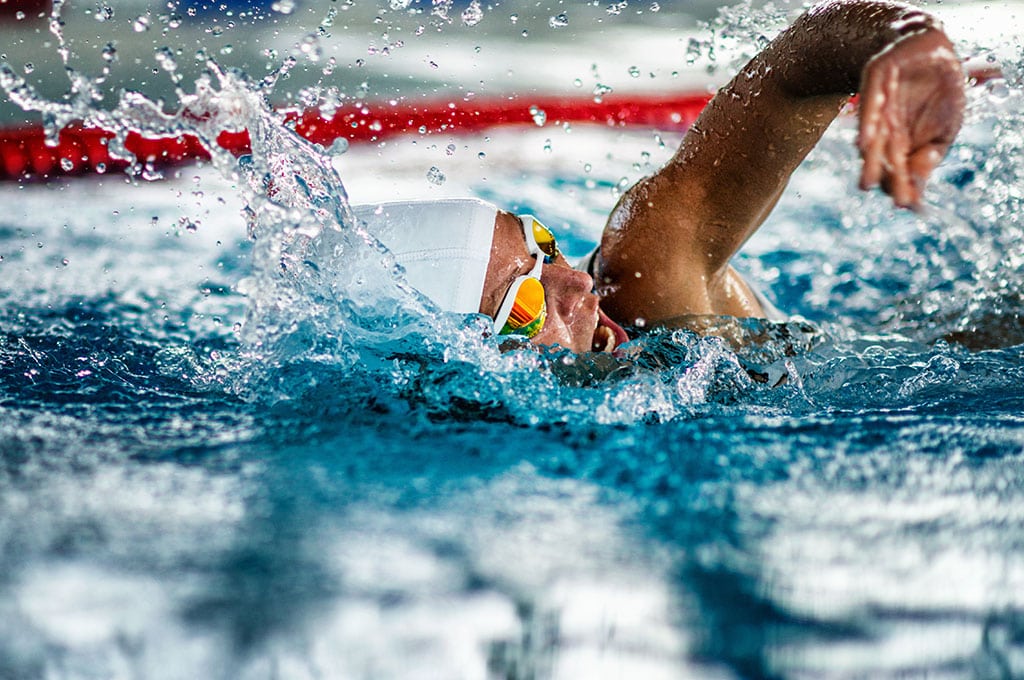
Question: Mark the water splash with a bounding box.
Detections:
[4,0,1024,427]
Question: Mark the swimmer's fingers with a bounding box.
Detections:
[885,122,920,209]
[857,62,890,191]
[906,144,947,207]
[858,62,916,204]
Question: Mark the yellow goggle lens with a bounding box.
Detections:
[529,218,561,260]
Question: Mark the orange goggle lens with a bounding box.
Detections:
[498,276,547,338]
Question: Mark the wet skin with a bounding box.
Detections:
[479,212,628,354]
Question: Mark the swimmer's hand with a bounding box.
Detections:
[857,28,966,211]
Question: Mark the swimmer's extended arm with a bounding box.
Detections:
[597,0,965,326]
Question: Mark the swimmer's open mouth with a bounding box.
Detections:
[592,308,630,353]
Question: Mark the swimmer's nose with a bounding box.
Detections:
[541,263,595,313]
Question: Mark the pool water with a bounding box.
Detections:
[3,1,1024,678]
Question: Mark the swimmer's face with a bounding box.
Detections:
[480,212,628,353]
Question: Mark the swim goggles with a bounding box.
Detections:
[492,215,561,339]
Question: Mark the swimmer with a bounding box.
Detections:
[358,0,966,354]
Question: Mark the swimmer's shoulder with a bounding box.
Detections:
[579,246,788,323]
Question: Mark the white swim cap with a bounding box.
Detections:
[352,198,498,314]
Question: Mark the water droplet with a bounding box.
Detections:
[61,257,69,267]
[548,13,569,28]
[573,78,583,88]
[592,83,614,102]
[60,158,73,171]
[509,13,518,23]
[606,1,627,15]
[328,138,349,155]
[15,10,24,20]
[220,44,234,55]
[155,46,177,72]
[477,152,486,159]
[272,0,296,14]
[179,217,199,233]
[628,65,641,78]
[649,1,660,11]
[133,15,151,32]
[426,166,446,185]
[94,5,114,23]
[543,138,552,154]
[23,63,34,74]
[461,0,483,26]
[101,43,117,63]
[446,143,456,156]
[521,29,529,38]
[529,105,547,127]
[297,34,322,62]
[583,163,592,173]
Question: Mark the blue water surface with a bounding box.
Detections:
[3,2,1024,678]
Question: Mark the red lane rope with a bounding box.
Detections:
[0,92,712,181]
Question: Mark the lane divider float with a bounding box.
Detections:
[0,92,713,181]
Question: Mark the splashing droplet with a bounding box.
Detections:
[328,138,349,155]
[272,0,296,14]
[461,0,483,26]
[592,83,614,102]
[548,13,569,28]
[297,34,322,62]
[426,166,446,185]
[529,105,547,127]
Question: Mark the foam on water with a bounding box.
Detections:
[4,1,1024,678]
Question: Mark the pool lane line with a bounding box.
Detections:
[0,92,713,182]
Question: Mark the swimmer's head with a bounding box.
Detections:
[480,212,629,354]
[356,198,628,353]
